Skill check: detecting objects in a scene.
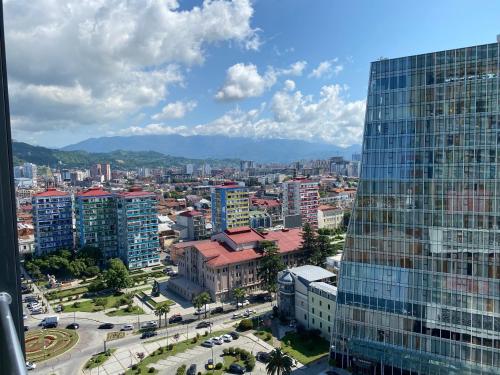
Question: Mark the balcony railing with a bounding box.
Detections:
[0,292,26,375]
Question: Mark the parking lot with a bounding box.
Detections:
[83,331,276,374]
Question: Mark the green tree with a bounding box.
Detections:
[155,302,170,328]
[68,259,87,278]
[258,241,285,299]
[299,223,316,256]
[94,297,108,309]
[266,348,293,375]
[192,295,203,320]
[233,287,246,309]
[104,259,131,292]
[196,292,211,319]
[84,265,100,277]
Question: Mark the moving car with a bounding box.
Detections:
[66,323,80,330]
[236,299,250,308]
[98,323,114,329]
[41,316,59,328]
[141,331,157,339]
[256,351,271,363]
[121,324,134,331]
[201,340,214,348]
[168,314,182,324]
[196,321,212,329]
[229,331,240,339]
[211,306,223,314]
[222,334,232,342]
[194,308,208,315]
[205,359,214,370]
[142,321,158,329]
[187,364,197,375]
[26,361,36,371]
[228,363,245,374]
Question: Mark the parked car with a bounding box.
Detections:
[66,323,80,330]
[232,313,242,319]
[23,296,37,303]
[194,308,208,315]
[201,340,214,348]
[228,363,245,374]
[211,336,224,345]
[26,361,36,371]
[169,314,182,324]
[31,308,43,315]
[196,321,212,329]
[41,316,58,328]
[121,324,134,331]
[256,351,271,363]
[211,306,223,314]
[187,364,197,375]
[205,359,214,370]
[141,331,157,339]
[222,334,232,342]
[98,323,114,329]
[236,299,250,308]
[54,305,63,313]
[142,321,158,329]
[229,331,240,340]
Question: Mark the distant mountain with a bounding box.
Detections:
[12,141,239,169]
[62,135,361,163]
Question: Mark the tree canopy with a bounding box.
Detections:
[104,258,131,291]
[258,241,285,295]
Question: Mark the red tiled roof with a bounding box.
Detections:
[251,198,280,208]
[179,210,202,217]
[318,205,337,211]
[186,227,303,267]
[77,187,112,197]
[117,190,155,198]
[224,227,264,244]
[34,188,69,197]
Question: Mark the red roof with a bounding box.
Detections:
[77,187,112,197]
[186,227,303,267]
[34,188,69,197]
[224,227,264,244]
[251,198,280,208]
[179,210,202,217]
[214,182,242,189]
[318,205,337,212]
[117,187,155,198]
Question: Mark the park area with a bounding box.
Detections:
[25,329,79,363]
[280,331,330,365]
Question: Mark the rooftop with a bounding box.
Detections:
[288,265,335,282]
[251,197,280,208]
[76,187,112,197]
[34,188,69,197]
[178,210,203,217]
[117,187,155,198]
[309,281,338,295]
[223,227,264,244]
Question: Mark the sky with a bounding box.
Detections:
[5,0,500,149]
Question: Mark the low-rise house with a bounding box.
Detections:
[317,205,344,230]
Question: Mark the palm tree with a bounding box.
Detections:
[266,348,293,375]
[197,292,211,319]
[192,295,203,320]
[233,287,245,309]
[155,302,170,328]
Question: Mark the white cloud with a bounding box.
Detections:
[119,83,365,146]
[152,100,197,120]
[309,59,343,79]
[5,0,258,133]
[215,60,307,101]
[215,63,276,101]
[283,80,296,91]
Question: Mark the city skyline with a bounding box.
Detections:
[6,0,500,149]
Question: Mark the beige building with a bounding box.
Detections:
[169,227,306,301]
[317,205,344,230]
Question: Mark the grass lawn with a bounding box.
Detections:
[281,332,330,365]
[84,349,116,369]
[61,293,129,312]
[46,286,89,301]
[255,329,273,342]
[125,330,229,374]
[106,331,125,341]
[106,305,145,316]
[25,329,79,363]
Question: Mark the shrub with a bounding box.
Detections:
[215,363,223,370]
[222,348,229,355]
[73,302,81,308]
[246,357,256,371]
[238,318,253,331]
[176,364,186,375]
[167,344,173,351]
[203,330,208,336]
[131,364,138,370]
[265,332,272,341]
[148,367,155,373]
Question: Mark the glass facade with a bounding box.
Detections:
[332,42,500,375]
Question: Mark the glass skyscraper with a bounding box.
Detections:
[332,42,499,374]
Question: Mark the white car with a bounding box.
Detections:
[232,313,242,319]
[237,299,250,308]
[194,308,208,315]
[26,361,36,371]
[222,334,232,342]
[31,308,43,315]
[142,321,158,329]
[121,324,134,331]
[211,336,224,345]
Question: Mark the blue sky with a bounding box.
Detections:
[6,0,500,148]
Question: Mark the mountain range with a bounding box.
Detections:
[12,141,238,169]
[62,135,361,163]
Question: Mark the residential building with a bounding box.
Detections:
[211,183,249,233]
[116,187,160,269]
[90,163,102,178]
[251,197,282,225]
[317,205,344,230]
[332,42,500,375]
[75,187,118,259]
[277,265,337,339]
[282,178,319,227]
[185,164,194,175]
[169,227,306,301]
[249,210,272,229]
[104,163,111,181]
[176,210,208,241]
[32,188,73,255]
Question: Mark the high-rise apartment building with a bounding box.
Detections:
[32,188,73,255]
[116,188,160,269]
[282,178,319,227]
[332,42,499,374]
[90,163,102,178]
[211,183,249,233]
[75,187,118,259]
[104,163,112,181]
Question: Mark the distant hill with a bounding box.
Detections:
[62,134,362,163]
[12,141,239,169]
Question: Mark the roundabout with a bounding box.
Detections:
[25,329,79,363]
